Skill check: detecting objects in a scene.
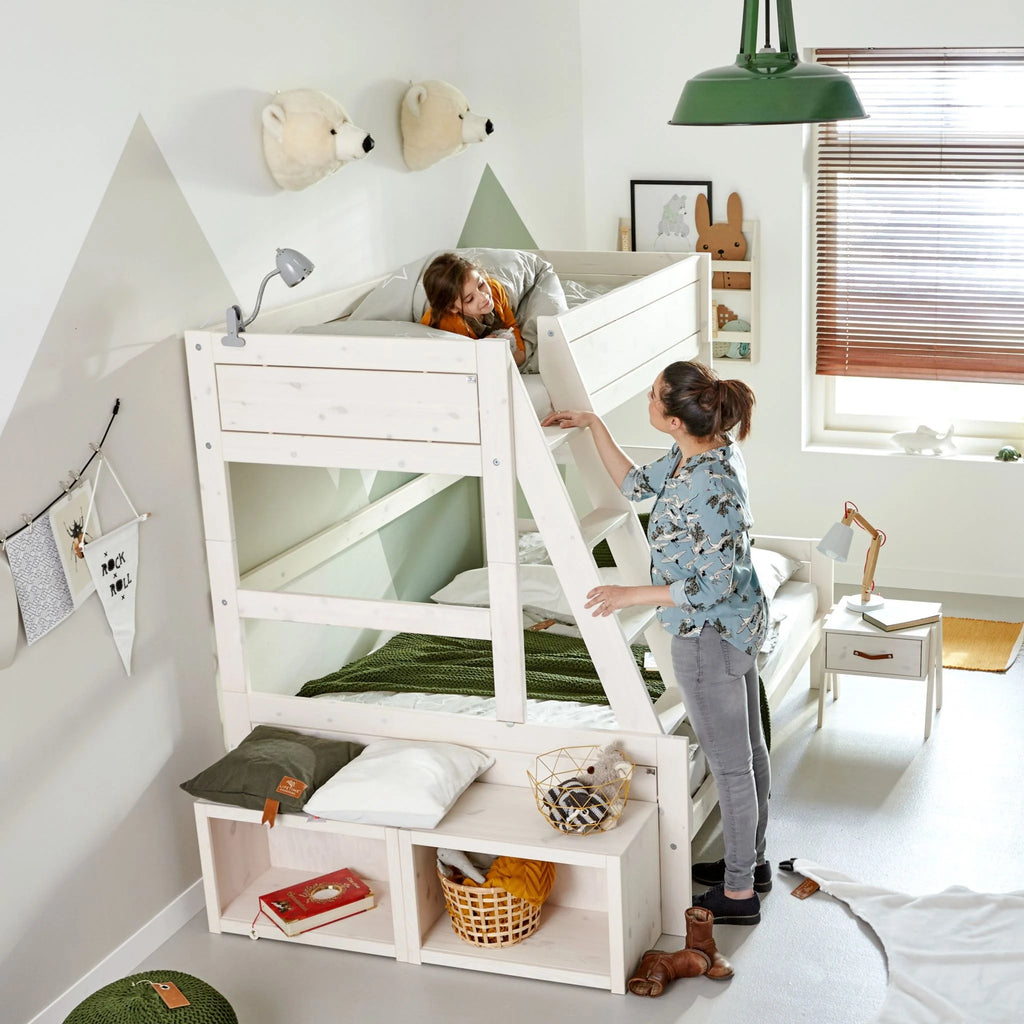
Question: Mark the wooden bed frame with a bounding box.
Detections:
[184,249,830,991]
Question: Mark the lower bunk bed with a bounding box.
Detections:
[184,245,830,987]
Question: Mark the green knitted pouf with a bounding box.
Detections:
[63,970,237,1024]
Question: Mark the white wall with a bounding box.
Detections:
[1,5,584,1022]
[579,0,1024,599]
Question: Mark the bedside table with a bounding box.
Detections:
[819,600,943,740]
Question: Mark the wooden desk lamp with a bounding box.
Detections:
[817,501,886,611]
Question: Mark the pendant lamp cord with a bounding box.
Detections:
[763,0,772,48]
[0,399,121,548]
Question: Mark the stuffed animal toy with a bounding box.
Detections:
[400,80,493,171]
[695,192,751,289]
[262,88,375,191]
[544,744,632,834]
[436,847,488,885]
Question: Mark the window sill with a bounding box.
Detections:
[803,441,1021,465]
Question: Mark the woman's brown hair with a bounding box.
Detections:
[658,360,755,441]
[422,252,501,337]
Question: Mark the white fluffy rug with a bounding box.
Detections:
[792,859,1024,1023]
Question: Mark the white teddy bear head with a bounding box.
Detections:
[400,80,493,171]
[262,88,374,191]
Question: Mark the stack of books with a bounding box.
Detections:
[258,867,375,936]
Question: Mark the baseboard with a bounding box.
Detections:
[25,880,204,1024]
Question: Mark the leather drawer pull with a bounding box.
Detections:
[853,650,894,661]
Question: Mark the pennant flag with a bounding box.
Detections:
[4,518,74,644]
[83,519,139,675]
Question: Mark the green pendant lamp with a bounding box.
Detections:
[670,0,867,126]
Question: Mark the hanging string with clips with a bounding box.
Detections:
[0,399,122,550]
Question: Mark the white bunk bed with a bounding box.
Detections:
[184,248,830,992]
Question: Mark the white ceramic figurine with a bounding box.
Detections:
[890,424,956,455]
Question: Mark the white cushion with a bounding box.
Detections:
[303,739,494,828]
[431,564,622,624]
[751,546,802,602]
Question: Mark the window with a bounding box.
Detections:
[811,48,1024,449]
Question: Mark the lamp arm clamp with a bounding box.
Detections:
[221,269,281,348]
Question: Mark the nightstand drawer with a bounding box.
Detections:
[825,631,928,677]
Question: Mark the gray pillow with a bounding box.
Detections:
[180,725,362,813]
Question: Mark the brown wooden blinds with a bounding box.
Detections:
[813,48,1024,383]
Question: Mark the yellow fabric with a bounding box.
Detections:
[484,855,556,907]
[421,278,525,353]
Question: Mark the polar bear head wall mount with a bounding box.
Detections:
[400,80,493,171]
[261,88,375,191]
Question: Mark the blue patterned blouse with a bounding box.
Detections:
[621,442,768,656]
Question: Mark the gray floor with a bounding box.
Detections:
[136,589,1024,1023]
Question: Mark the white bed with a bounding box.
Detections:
[184,246,829,955]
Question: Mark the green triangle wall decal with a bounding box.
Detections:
[458,165,537,249]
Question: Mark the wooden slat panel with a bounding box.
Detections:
[200,332,478,373]
[220,432,482,476]
[572,285,700,395]
[216,365,481,443]
[589,334,702,417]
[236,590,492,639]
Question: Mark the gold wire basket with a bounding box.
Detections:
[527,745,634,835]
[438,869,541,947]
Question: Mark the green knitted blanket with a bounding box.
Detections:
[297,629,665,705]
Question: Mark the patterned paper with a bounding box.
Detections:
[4,518,75,644]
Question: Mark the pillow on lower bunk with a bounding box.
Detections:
[751,547,802,602]
[303,739,495,828]
[431,564,622,624]
[179,725,362,813]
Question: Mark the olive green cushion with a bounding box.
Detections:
[63,970,236,1024]
[180,725,362,813]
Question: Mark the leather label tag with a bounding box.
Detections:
[790,878,820,899]
[151,982,190,1008]
[276,776,307,799]
[261,798,279,828]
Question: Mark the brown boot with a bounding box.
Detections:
[685,906,734,980]
[627,947,711,997]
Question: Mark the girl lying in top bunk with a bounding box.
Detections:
[420,252,527,368]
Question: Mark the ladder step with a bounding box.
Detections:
[542,424,584,452]
[578,508,630,551]
[618,605,658,647]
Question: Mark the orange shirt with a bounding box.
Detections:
[421,278,525,353]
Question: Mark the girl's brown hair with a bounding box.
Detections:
[422,252,501,337]
[658,360,755,441]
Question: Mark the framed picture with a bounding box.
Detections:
[630,180,712,254]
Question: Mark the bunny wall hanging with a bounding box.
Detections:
[695,192,750,289]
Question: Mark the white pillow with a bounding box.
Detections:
[751,546,802,602]
[431,564,621,623]
[303,739,494,828]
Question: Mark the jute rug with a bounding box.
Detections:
[942,617,1024,672]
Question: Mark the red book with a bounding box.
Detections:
[258,867,375,936]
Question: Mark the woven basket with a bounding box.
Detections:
[438,869,541,947]
[527,745,634,835]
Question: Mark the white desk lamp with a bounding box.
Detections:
[818,500,886,612]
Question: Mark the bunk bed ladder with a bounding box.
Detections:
[511,378,673,735]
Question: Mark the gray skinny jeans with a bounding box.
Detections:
[671,624,769,893]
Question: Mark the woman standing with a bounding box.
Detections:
[542,360,770,924]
